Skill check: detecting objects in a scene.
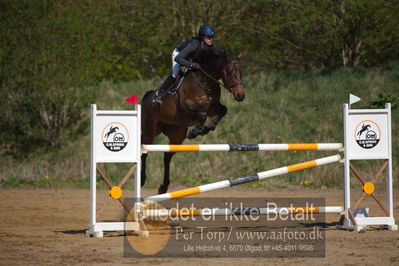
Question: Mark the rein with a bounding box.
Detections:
[198,60,242,93]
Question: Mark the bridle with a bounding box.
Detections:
[198,60,242,93]
[221,60,243,91]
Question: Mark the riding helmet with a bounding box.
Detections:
[198,24,216,37]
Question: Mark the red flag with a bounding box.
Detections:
[125,94,139,105]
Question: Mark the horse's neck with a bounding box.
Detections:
[202,57,225,79]
[179,58,223,99]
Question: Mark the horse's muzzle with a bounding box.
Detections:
[232,85,245,102]
[234,93,245,102]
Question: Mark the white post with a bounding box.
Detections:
[386,103,395,230]
[135,104,141,201]
[342,104,351,228]
[89,104,97,235]
[133,104,142,226]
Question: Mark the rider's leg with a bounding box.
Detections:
[152,73,176,106]
[153,49,180,107]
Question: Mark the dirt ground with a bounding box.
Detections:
[1,187,398,265]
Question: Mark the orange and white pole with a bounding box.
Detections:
[144,154,341,202]
[142,143,343,153]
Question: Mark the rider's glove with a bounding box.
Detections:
[189,63,201,70]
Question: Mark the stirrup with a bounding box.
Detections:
[152,95,163,107]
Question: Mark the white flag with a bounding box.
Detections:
[349,94,361,105]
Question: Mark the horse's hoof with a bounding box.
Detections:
[187,131,197,139]
[207,124,216,131]
[188,126,203,139]
[158,184,168,194]
[201,127,211,135]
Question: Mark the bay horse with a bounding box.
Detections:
[141,47,245,194]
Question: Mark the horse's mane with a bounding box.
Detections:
[195,47,237,66]
[142,90,155,103]
[222,48,238,62]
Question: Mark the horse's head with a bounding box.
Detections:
[196,48,245,102]
[221,52,245,102]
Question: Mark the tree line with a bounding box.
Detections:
[1,0,398,157]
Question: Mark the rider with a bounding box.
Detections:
[152,24,216,107]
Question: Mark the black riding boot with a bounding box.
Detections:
[153,74,176,107]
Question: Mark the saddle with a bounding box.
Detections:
[168,68,189,96]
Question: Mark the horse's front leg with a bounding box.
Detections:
[188,103,227,139]
[158,151,175,194]
[203,103,227,132]
[187,108,208,139]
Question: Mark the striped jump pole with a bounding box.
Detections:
[144,154,341,203]
[144,206,344,217]
[142,143,343,153]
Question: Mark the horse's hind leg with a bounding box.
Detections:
[141,153,148,187]
[141,130,159,187]
[141,119,161,187]
[159,125,187,194]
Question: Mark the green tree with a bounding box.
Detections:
[237,0,399,69]
[1,0,398,158]
[0,0,101,156]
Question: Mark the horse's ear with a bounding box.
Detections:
[215,47,225,56]
[237,53,245,61]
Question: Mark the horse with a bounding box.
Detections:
[141,47,245,194]
[357,124,371,137]
[104,126,119,139]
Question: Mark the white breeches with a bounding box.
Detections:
[172,48,180,78]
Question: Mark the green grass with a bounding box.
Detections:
[1,62,398,189]
[0,175,90,188]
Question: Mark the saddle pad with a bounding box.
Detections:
[169,69,190,95]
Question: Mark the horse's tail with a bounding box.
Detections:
[141,90,155,104]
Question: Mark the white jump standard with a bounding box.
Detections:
[339,103,397,231]
[86,104,146,238]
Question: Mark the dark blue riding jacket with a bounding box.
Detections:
[174,38,216,67]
